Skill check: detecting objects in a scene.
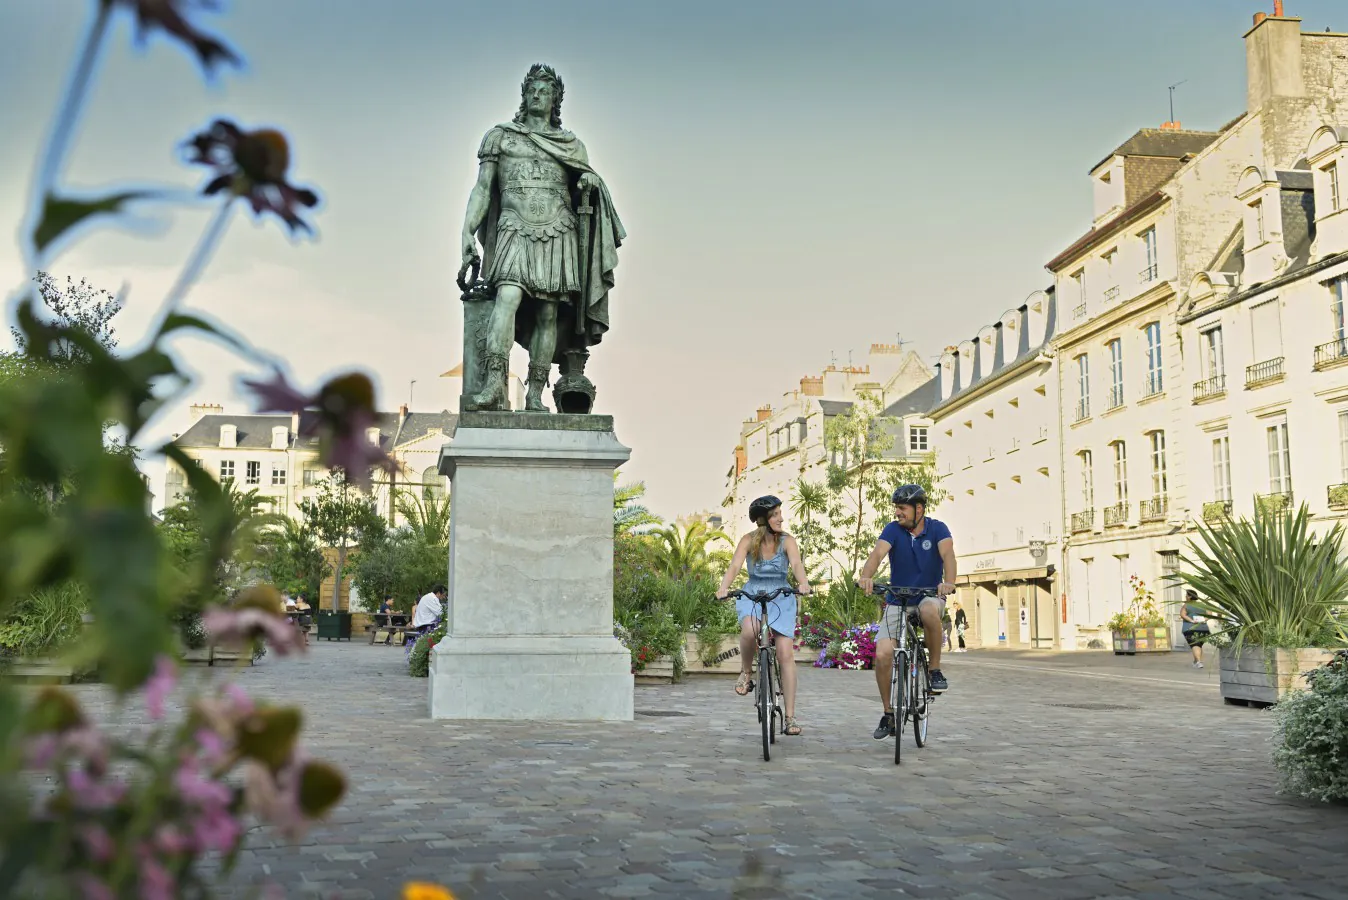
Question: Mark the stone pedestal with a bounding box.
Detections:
[428,411,634,721]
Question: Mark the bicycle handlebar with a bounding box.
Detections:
[719,587,806,602]
[871,584,943,604]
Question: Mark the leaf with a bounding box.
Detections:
[236,706,303,770]
[32,190,156,254]
[297,760,346,817]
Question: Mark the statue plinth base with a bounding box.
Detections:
[428,414,633,721]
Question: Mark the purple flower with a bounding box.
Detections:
[78,824,116,863]
[137,853,175,900]
[173,757,232,809]
[76,874,115,900]
[203,605,305,656]
[194,727,228,764]
[144,655,176,721]
[185,120,319,232]
[104,0,241,72]
[191,808,243,853]
[155,824,192,856]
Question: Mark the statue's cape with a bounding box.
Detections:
[478,121,626,354]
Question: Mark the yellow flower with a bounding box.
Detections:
[402,883,455,900]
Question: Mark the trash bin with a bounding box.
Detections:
[316,610,353,641]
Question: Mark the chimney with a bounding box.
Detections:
[734,446,746,476]
[755,405,772,423]
[1273,0,1284,16]
[1159,121,1182,130]
[399,403,409,427]
[190,402,223,422]
[1246,4,1305,112]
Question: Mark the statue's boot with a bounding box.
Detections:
[465,352,509,411]
[524,363,550,412]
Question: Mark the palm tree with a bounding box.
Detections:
[614,474,661,536]
[647,521,732,580]
[395,486,452,547]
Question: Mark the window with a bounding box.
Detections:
[1149,431,1167,499]
[1111,441,1128,503]
[1201,326,1225,380]
[302,467,323,487]
[1141,227,1158,282]
[1332,276,1347,343]
[1116,554,1131,612]
[1212,435,1232,503]
[1075,354,1090,420]
[1266,421,1292,494]
[245,461,261,485]
[909,426,929,453]
[1250,299,1284,363]
[1073,269,1086,305]
[1144,322,1163,395]
[1328,162,1341,213]
[1252,199,1266,243]
[219,460,235,481]
[422,466,447,500]
[1107,339,1124,408]
[271,462,286,486]
[1080,450,1094,508]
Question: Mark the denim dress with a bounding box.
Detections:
[736,541,796,639]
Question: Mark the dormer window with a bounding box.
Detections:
[1328,162,1341,213]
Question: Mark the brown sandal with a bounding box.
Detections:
[784,717,802,736]
[734,672,753,696]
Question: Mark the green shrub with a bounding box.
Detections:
[0,583,88,659]
[1272,650,1348,803]
[407,621,448,678]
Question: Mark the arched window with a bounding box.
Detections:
[422,466,447,500]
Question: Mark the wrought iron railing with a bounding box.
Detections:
[1256,491,1294,517]
[1245,356,1285,388]
[1103,285,1120,304]
[1072,302,1086,321]
[1192,374,1226,401]
[1104,502,1129,527]
[1143,372,1163,398]
[1070,509,1095,533]
[1139,263,1158,283]
[1074,398,1090,422]
[1107,385,1124,410]
[1202,500,1232,524]
[1139,496,1168,522]
[1314,337,1348,369]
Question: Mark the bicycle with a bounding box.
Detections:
[721,586,801,761]
[872,584,940,765]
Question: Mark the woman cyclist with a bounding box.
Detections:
[716,495,813,736]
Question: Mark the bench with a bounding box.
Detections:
[367,614,411,645]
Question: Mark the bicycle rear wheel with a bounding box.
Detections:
[759,646,773,761]
[913,648,930,747]
[892,649,906,765]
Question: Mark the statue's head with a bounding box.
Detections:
[514,63,564,129]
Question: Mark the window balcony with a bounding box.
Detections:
[1106,385,1124,411]
[1070,509,1095,533]
[1329,483,1348,510]
[1142,373,1163,399]
[1139,263,1159,283]
[1192,374,1226,402]
[1255,490,1294,518]
[1202,500,1232,525]
[1139,496,1168,522]
[1072,302,1087,321]
[1103,285,1120,304]
[1314,337,1348,370]
[1245,356,1285,388]
[1074,399,1091,423]
[1103,501,1129,527]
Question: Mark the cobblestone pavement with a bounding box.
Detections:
[66,642,1348,899]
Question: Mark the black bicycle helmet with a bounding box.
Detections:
[748,495,782,525]
[891,483,927,506]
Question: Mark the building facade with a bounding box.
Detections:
[929,290,1063,650]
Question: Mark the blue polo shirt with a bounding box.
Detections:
[880,517,952,590]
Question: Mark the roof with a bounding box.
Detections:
[882,377,938,417]
[1046,190,1167,272]
[1091,128,1221,173]
[174,410,459,452]
[818,400,854,416]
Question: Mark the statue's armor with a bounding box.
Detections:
[498,131,576,236]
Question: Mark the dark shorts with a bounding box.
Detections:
[1183,628,1210,647]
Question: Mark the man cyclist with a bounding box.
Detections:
[857,483,957,740]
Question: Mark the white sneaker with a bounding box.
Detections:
[1192,661,1203,669]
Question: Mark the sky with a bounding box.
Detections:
[3,0,1346,521]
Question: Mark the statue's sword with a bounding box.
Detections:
[575,183,595,337]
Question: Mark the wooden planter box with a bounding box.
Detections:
[8,657,94,684]
[683,633,739,675]
[634,654,677,685]
[182,645,253,667]
[1112,627,1171,654]
[1220,646,1335,706]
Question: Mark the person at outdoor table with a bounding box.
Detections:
[412,585,446,630]
[293,593,312,646]
[378,594,396,618]
[1181,588,1211,669]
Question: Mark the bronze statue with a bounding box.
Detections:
[458,64,625,414]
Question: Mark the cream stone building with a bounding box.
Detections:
[1050,12,1348,649]
[164,402,458,526]
[721,343,933,559]
[929,290,1062,650]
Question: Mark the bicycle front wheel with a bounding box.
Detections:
[913,649,930,748]
[759,646,773,761]
[892,650,906,765]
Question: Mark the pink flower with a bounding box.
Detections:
[76,874,115,900]
[138,853,175,900]
[173,757,232,809]
[144,655,177,721]
[155,824,192,855]
[24,734,59,769]
[203,606,305,656]
[224,682,255,716]
[242,758,307,839]
[194,727,229,765]
[190,808,242,853]
[66,768,125,810]
[79,824,116,863]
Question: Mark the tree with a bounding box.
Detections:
[297,472,385,611]
[395,486,451,547]
[790,390,947,583]
[10,272,121,369]
[647,521,732,580]
[254,517,330,600]
[614,475,661,536]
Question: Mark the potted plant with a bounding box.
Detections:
[1180,503,1348,706]
[1107,576,1169,654]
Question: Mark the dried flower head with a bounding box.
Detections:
[104,0,241,72]
[185,119,319,233]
